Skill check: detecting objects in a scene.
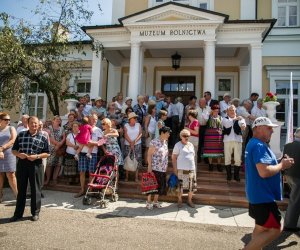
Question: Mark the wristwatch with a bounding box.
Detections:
[36,155,41,159]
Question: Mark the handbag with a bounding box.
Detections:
[141,172,158,194]
[167,173,179,197]
[124,150,138,172]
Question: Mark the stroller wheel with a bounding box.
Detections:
[111,193,119,202]
[83,196,92,205]
[99,200,108,208]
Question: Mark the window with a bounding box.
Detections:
[199,3,208,9]
[26,83,47,120]
[277,0,298,26]
[275,80,300,127]
[76,81,91,96]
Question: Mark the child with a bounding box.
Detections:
[74,117,93,160]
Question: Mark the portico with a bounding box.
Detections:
[82,2,275,102]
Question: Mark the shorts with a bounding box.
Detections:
[178,169,197,192]
[249,202,281,229]
[78,153,98,173]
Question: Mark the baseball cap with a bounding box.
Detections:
[252,117,278,129]
[95,97,103,103]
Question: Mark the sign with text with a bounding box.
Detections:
[139,29,206,37]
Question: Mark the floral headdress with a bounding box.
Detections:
[263,92,277,102]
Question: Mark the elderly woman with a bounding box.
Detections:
[44,116,66,186]
[63,112,77,135]
[0,112,17,202]
[202,105,224,172]
[64,122,80,184]
[102,118,123,167]
[146,126,171,210]
[251,98,266,118]
[124,112,142,182]
[133,95,147,126]
[172,129,196,208]
[144,104,157,166]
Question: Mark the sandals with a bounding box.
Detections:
[153,202,162,209]
[146,202,153,210]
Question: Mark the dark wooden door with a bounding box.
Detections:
[161,76,196,106]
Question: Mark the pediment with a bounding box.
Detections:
[119,2,228,26]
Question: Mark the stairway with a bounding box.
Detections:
[45,161,288,210]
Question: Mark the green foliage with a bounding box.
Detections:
[0,0,101,115]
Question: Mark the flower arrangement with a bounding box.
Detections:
[263,92,277,102]
[60,87,79,101]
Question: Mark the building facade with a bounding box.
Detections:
[15,0,300,128]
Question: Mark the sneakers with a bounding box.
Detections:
[31,215,39,221]
[86,153,92,159]
[146,202,153,210]
[74,154,79,161]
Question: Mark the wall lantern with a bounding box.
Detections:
[171,51,181,70]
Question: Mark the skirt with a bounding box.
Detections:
[202,128,224,158]
[152,170,167,196]
[63,153,78,176]
[177,169,197,192]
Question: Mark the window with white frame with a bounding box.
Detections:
[275,80,300,128]
[277,0,299,26]
[26,83,47,120]
[151,0,212,10]
[76,81,91,96]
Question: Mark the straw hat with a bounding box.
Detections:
[128,112,138,120]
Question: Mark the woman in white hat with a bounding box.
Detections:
[123,112,142,181]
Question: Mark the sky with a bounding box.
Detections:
[0,0,113,26]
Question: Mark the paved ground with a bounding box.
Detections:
[0,189,299,249]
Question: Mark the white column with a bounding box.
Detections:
[107,64,122,102]
[239,65,250,101]
[250,44,263,97]
[128,41,141,102]
[204,41,216,98]
[138,47,145,96]
[90,50,103,99]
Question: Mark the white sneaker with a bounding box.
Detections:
[86,153,92,159]
[74,154,79,161]
[146,202,153,210]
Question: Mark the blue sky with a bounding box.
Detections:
[0,0,113,26]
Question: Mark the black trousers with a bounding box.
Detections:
[171,115,180,147]
[14,160,43,217]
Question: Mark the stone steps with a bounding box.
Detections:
[45,162,288,210]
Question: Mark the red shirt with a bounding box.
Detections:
[188,120,199,137]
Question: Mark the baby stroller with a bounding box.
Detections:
[82,154,119,208]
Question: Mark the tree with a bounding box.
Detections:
[0,0,101,115]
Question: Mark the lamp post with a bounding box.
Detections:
[171,51,181,70]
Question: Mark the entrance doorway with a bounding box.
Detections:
[161,76,196,105]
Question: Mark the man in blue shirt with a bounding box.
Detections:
[244,117,294,249]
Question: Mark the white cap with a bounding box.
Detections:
[223,93,231,98]
[124,97,132,103]
[252,117,278,129]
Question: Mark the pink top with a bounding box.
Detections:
[188,120,199,137]
[75,124,92,145]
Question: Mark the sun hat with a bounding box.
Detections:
[223,93,231,98]
[95,97,103,103]
[252,117,279,129]
[128,112,138,120]
[125,97,132,103]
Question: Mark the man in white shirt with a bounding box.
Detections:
[251,98,266,118]
[171,97,184,146]
[222,105,246,181]
[196,98,210,162]
[237,99,256,162]
[220,93,231,118]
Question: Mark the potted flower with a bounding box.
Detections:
[263,92,279,122]
[60,87,79,113]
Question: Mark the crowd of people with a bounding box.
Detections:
[1,90,299,239]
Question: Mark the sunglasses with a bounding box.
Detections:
[102,123,107,126]
[182,135,190,138]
